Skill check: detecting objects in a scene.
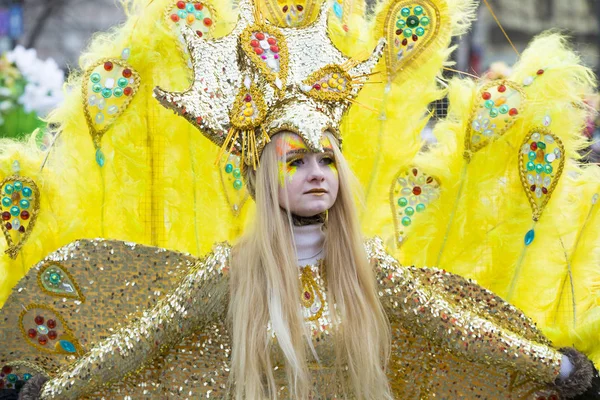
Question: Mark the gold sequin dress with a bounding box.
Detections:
[0,238,561,399]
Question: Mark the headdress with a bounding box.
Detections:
[154,0,385,169]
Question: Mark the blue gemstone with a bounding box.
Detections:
[22,187,32,197]
[60,340,76,353]
[333,1,343,18]
[6,373,17,383]
[96,148,105,167]
[23,373,32,381]
[524,229,535,245]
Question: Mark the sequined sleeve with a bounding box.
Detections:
[39,243,231,400]
[365,238,562,384]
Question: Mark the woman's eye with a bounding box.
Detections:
[288,158,304,167]
[320,157,334,165]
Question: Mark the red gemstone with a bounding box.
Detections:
[47,319,56,329]
[412,186,422,196]
[282,5,288,12]
[194,3,203,10]
[412,168,418,176]
[170,14,179,22]
[18,226,25,233]
[244,94,252,102]
[255,32,265,40]
[196,116,203,124]
[270,45,279,53]
[48,330,57,340]
[267,37,276,45]
[304,291,311,300]
[313,84,321,90]
[5,222,11,230]
[530,185,536,192]
[38,335,48,345]
[203,18,212,26]
[530,142,537,151]
[536,69,544,75]
[1,212,9,221]
[497,84,506,93]
[402,38,408,46]
[2,366,12,374]
[27,328,37,338]
[196,30,203,37]
[509,108,518,116]
[482,91,491,100]
[254,47,264,55]
[104,61,113,71]
[412,34,418,41]
[250,40,259,47]
[123,87,133,96]
[542,187,548,194]
[395,29,402,35]
[176,1,185,9]
[34,315,44,325]
[122,68,132,78]
[297,4,303,11]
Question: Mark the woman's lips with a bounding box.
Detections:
[305,188,327,196]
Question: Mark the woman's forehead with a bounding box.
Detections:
[275,132,333,157]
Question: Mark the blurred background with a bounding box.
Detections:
[0,0,598,160]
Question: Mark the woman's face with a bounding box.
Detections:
[275,133,339,217]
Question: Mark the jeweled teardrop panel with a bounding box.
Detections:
[218,153,249,217]
[19,304,83,355]
[38,262,85,302]
[165,1,216,65]
[241,24,289,92]
[260,0,319,27]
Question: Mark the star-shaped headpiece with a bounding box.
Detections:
[154,0,385,169]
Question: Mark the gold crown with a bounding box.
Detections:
[154,0,385,169]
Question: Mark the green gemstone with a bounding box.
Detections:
[4,184,14,195]
[1,197,10,207]
[13,181,22,191]
[405,206,415,216]
[400,7,410,17]
[396,19,406,28]
[416,203,426,212]
[401,216,411,227]
[535,164,544,174]
[23,373,32,381]
[10,206,19,216]
[118,77,128,88]
[90,73,101,83]
[528,151,536,160]
[403,28,413,38]
[489,108,499,118]
[6,374,17,383]
[406,15,419,28]
[398,197,408,207]
[232,168,241,178]
[113,87,124,97]
[499,104,509,114]
[49,272,61,284]
[416,27,425,36]
[92,84,102,93]
[544,164,553,174]
[233,179,243,190]
[484,99,494,109]
[19,199,29,209]
[414,6,423,15]
[225,163,233,173]
[537,141,546,150]
[102,88,112,98]
[420,16,430,26]
[526,161,535,171]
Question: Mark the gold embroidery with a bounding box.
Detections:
[300,261,325,322]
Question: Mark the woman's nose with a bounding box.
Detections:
[307,158,325,181]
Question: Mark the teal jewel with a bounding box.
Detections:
[406,15,419,28]
[524,229,535,245]
[225,163,233,173]
[92,83,102,93]
[96,148,105,167]
[333,1,343,19]
[526,161,535,171]
[90,73,101,83]
[484,99,494,109]
[178,10,187,18]
[544,164,553,174]
[545,154,553,163]
[537,141,546,150]
[10,206,19,216]
[420,16,430,26]
[535,164,544,174]
[405,206,415,216]
[113,87,124,97]
[19,199,29,209]
[414,6,423,15]
[23,373,32,381]
[4,184,13,195]
[195,11,203,19]
[233,179,243,190]
[59,340,77,353]
[528,151,536,161]
[13,181,22,191]
[398,197,408,207]
[489,108,499,118]
[416,203,426,212]
[416,27,425,36]
[117,77,128,88]
[6,374,17,383]
[499,104,509,114]
[401,216,411,227]
[232,168,241,179]
[403,28,413,38]
[186,3,195,12]
[2,197,10,207]
[49,272,61,284]
[101,88,112,98]
[400,7,410,17]
[396,19,406,28]
[22,187,32,197]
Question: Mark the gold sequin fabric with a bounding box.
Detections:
[0,238,561,399]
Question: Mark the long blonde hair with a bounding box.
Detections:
[228,133,392,399]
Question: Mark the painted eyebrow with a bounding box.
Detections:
[285,148,335,158]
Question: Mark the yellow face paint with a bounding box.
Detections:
[320,136,338,176]
[276,134,337,185]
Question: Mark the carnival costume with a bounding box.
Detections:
[0,0,599,398]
